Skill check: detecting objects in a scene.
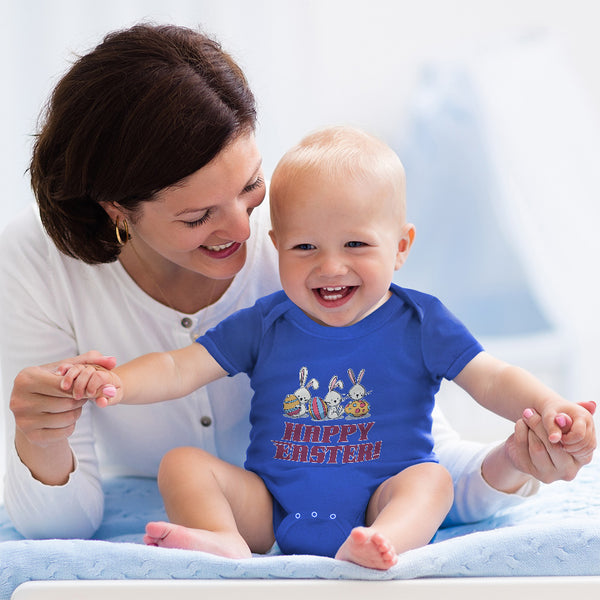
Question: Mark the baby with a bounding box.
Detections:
[61,126,595,570]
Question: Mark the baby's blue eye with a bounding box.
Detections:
[346,241,365,248]
[295,243,315,250]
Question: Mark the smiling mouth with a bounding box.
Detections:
[199,241,241,258]
[202,242,235,252]
[314,286,357,305]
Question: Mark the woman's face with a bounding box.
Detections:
[123,132,265,281]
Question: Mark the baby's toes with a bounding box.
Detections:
[372,532,392,552]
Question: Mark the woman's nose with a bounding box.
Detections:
[219,201,252,242]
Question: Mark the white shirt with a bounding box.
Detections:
[0,202,534,539]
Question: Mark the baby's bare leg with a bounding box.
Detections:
[335,462,453,569]
[144,447,275,558]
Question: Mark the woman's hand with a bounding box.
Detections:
[482,401,596,492]
[511,401,595,482]
[10,351,117,447]
[9,351,116,485]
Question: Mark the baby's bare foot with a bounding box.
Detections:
[335,526,398,570]
[144,521,251,559]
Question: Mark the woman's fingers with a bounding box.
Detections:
[511,417,556,480]
[13,400,85,444]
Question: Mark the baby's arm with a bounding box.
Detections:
[454,352,596,457]
[60,343,227,406]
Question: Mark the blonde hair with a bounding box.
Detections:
[270,125,406,220]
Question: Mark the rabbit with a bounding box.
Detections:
[344,368,372,419]
[324,375,345,419]
[347,368,370,401]
[293,366,319,417]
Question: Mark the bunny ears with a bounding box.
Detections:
[347,368,365,385]
[299,366,319,390]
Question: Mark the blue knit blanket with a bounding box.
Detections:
[1,458,599,599]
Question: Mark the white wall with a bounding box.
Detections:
[3,0,600,225]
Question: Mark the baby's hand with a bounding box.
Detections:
[532,401,596,460]
[57,362,121,408]
[548,401,597,438]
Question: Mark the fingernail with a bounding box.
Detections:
[103,385,117,398]
[556,415,567,428]
[523,408,534,419]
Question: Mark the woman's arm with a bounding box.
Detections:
[10,353,116,485]
[434,401,595,524]
[432,405,534,524]
[4,355,111,538]
[0,210,108,538]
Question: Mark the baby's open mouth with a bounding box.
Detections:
[315,286,356,302]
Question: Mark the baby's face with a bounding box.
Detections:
[270,171,413,327]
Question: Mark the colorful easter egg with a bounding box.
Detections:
[308,397,328,421]
[283,394,302,416]
[345,400,370,417]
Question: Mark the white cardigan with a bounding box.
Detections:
[0,201,534,539]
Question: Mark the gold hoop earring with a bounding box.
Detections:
[115,217,129,246]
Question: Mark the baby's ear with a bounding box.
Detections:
[395,224,416,270]
[268,229,278,250]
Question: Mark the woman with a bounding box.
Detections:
[0,23,590,540]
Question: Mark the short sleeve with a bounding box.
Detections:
[421,296,483,380]
[196,302,265,377]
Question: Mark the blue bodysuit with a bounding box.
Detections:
[197,285,482,557]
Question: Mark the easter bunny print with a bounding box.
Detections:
[283,366,318,418]
[324,375,345,419]
[344,368,371,418]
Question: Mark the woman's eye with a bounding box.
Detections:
[346,241,366,248]
[243,176,264,193]
[183,211,212,228]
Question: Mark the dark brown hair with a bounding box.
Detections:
[31,23,257,263]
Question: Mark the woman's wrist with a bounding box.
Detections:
[480,440,534,494]
[14,428,75,486]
